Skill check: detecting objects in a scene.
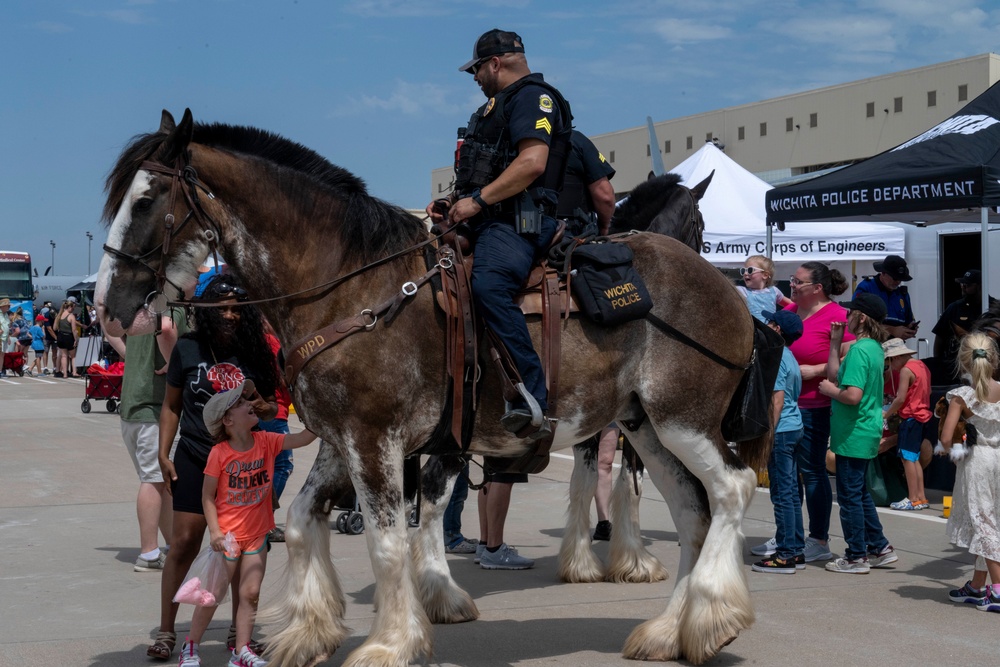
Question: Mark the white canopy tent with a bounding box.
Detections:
[668,143,906,266]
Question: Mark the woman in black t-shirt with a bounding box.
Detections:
[147,275,279,661]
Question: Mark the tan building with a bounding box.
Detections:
[431,53,1000,199]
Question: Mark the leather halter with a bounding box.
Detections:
[102,154,221,313]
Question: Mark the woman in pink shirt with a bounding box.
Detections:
[751,261,853,563]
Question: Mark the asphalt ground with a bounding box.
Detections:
[1,375,995,667]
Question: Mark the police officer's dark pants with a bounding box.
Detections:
[471,217,558,413]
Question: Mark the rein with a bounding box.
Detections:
[104,153,450,313]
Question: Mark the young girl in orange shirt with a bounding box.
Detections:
[178,380,317,667]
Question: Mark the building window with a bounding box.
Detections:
[760,122,767,137]
[438,183,443,193]
[705,132,713,142]
[664,140,671,154]
[809,112,818,128]
[686,136,693,150]
[609,150,614,163]
[646,144,651,157]
[894,97,903,113]
[866,102,875,118]
[959,84,968,101]
[927,90,937,107]
[738,126,745,141]
[786,117,794,132]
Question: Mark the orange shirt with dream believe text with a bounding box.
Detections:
[204,431,284,541]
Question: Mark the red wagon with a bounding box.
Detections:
[81,369,123,413]
[2,351,25,376]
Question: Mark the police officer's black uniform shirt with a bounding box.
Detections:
[566,131,615,186]
[933,294,998,337]
[503,81,563,167]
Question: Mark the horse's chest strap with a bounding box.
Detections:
[283,257,449,387]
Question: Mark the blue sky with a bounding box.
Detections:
[2,0,998,276]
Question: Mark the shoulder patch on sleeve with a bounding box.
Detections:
[598,152,607,163]
[539,94,553,113]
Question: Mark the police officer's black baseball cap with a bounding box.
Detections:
[957,269,981,285]
[873,254,911,281]
[460,29,525,73]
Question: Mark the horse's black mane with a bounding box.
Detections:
[103,120,425,264]
[610,173,683,232]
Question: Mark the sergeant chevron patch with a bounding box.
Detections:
[535,117,552,134]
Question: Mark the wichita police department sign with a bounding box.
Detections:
[766,84,1000,225]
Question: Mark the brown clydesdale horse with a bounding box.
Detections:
[97,110,766,666]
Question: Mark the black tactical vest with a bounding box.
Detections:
[454,73,572,211]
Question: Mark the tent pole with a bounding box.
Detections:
[983,206,990,314]
[766,223,773,259]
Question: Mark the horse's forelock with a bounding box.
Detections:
[102,131,167,226]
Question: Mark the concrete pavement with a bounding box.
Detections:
[0,375,994,666]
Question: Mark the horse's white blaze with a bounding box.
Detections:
[94,170,152,313]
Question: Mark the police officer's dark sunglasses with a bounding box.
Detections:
[470,55,495,75]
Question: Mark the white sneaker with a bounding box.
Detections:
[228,644,268,667]
[178,640,201,666]
[803,537,833,562]
[825,557,870,574]
[479,543,534,570]
[750,537,777,556]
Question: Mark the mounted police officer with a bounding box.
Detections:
[426,29,572,438]
[557,130,615,237]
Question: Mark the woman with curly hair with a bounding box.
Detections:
[147,274,279,662]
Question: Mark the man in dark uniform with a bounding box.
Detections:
[427,29,572,439]
[556,130,616,237]
[853,254,918,340]
[933,269,997,366]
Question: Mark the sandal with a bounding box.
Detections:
[268,526,286,543]
[147,630,176,661]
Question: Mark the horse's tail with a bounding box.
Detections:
[723,319,783,472]
[736,405,774,473]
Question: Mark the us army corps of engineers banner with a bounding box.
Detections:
[701,223,905,264]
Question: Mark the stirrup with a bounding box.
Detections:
[506,383,543,427]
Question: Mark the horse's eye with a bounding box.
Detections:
[132,197,154,214]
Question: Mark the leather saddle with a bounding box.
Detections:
[431,221,575,475]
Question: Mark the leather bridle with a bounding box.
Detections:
[102,154,221,313]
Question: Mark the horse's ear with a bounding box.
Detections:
[158,110,176,134]
[689,170,715,201]
[156,109,194,164]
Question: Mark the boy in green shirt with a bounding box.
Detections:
[819,293,899,574]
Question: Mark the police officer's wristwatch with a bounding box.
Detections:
[469,188,488,209]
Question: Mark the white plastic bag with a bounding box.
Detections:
[173,532,235,607]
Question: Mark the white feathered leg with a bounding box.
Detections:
[627,424,755,665]
[410,457,479,623]
[605,443,668,583]
[558,440,606,583]
[340,435,433,667]
[260,440,350,667]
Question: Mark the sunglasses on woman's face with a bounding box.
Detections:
[739,267,765,276]
[205,282,249,301]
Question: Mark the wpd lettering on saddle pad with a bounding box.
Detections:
[570,242,653,325]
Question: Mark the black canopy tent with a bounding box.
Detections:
[765,79,1000,312]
